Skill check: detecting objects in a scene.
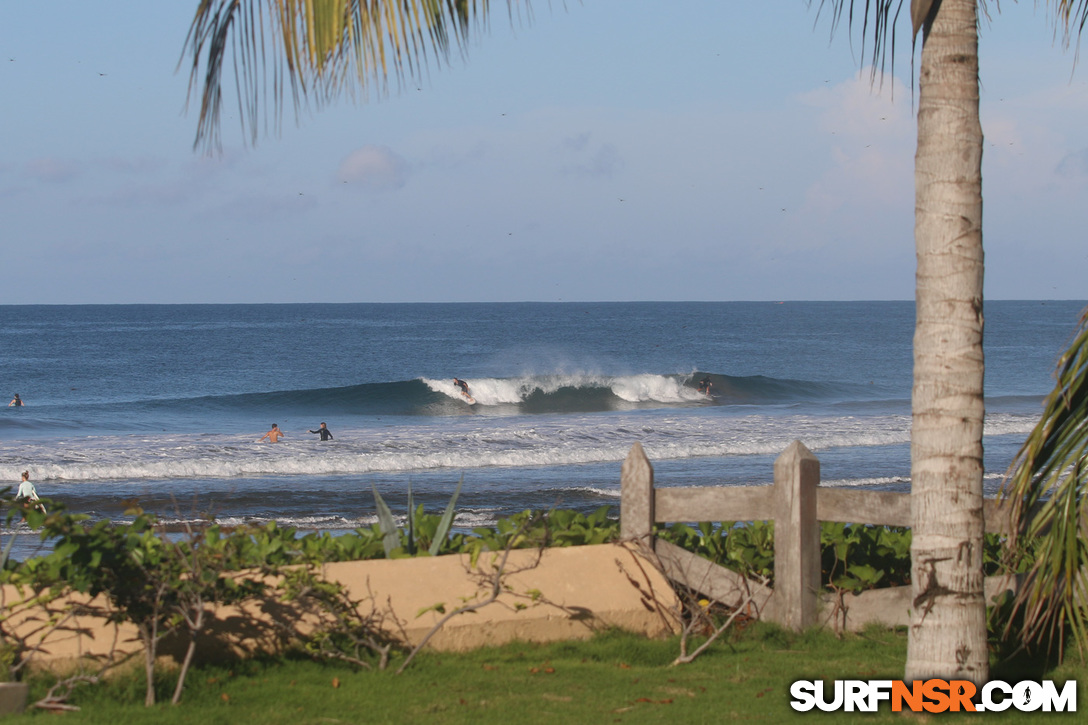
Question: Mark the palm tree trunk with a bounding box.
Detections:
[906,0,988,683]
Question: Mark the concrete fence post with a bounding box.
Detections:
[772,440,821,631]
[620,442,655,549]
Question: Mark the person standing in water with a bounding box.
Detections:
[308,422,334,441]
[15,470,45,513]
[16,471,38,501]
[259,424,286,443]
[9,394,23,407]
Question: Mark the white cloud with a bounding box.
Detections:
[799,70,913,140]
[336,145,410,191]
[787,72,914,242]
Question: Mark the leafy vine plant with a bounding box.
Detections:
[1,491,61,686]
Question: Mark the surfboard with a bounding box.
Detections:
[462,394,476,405]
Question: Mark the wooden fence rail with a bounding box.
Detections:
[620,440,1020,633]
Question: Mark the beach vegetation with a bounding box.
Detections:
[464,506,619,560]
[10,503,271,706]
[3,502,1035,604]
[394,515,552,675]
[657,520,775,583]
[1,492,1066,711]
[3,625,1084,724]
[654,520,1022,591]
[371,476,464,557]
[1,499,67,686]
[276,564,401,672]
[1001,308,1088,660]
[44,507,185,706]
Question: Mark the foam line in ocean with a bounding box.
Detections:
[1,411,1039,485]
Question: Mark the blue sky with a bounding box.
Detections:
[2,1,1086,304]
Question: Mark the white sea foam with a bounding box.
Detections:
[609,374,706,403]
[450,509,504,528]
[821,467,1016,492]
[422,372,707,406]
[0,407,1042,486]
[423,377,524,405]
[983,413,1041,437]
[566,486,621,498]
[821,476,911,488]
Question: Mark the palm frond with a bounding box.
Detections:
[1001,307,1088,659]
[1048,0,1088,47]
[182,0,497,153]
[809,0,908,85]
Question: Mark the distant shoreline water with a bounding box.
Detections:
[2,300,1084,560]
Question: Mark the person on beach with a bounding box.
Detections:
[259,424,286,443]
[453,378,471,398]
[9,393,23,407]
[308,422,334,441]
[697,376,713,395]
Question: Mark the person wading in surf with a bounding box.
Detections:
[259,423,286,443]
[308,422,334,441]
[15,470,45,513]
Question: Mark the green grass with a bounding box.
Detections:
[8,625,1087,724]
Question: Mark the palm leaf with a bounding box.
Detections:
[1001,306,1088,659]
[182,0,497,151]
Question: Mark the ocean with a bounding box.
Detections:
[1,301,1083,560]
